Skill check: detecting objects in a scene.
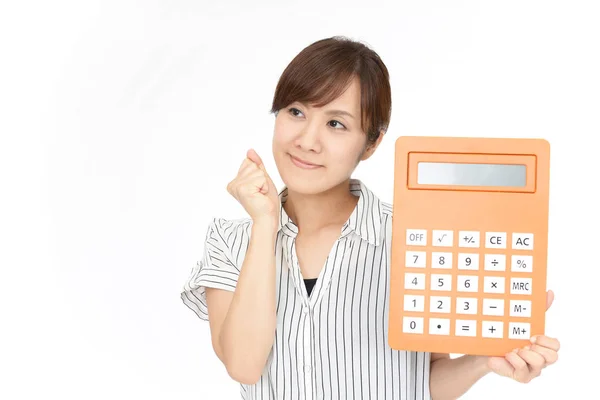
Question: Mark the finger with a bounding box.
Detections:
[247,149,268,174]
[530,335,560,352]
[529,344,559,366]
[546,290,554,311]
[240,174,268,196]
[239,159,259,178]
[487,356,515,378]
[518,348,545,374]
[237,158,253,174]
[505,350,531,382]
[250,173,269,194]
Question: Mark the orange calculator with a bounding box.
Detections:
[388,136,550,357]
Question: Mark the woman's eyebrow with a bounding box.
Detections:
[297,101,355,120]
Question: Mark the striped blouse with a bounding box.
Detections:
[181,178,432,399]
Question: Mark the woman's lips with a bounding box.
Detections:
[289,154,322,169]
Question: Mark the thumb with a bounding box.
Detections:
[247,149,267,172]
[546,289,554,311]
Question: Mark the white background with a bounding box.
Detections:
[1,0,598,399]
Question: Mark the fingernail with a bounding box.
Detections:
[524,345,530,350]
[530,336,537,343]
[513,348,519,353]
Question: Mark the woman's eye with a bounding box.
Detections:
[289,108,346,130]
[328,120,346,129]
[288,107,303,117]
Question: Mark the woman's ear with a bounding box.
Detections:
[360,130,385,161]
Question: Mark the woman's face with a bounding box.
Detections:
[272,76,382,195]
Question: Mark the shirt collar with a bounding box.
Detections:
[277,178,383,246]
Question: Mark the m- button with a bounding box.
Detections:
[406,229,427,246]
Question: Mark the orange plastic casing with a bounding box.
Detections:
[388,136,550,356]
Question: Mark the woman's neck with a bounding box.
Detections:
[283,179,358,235]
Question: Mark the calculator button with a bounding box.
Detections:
[511,255,533,272]
[458,253,479,270]
[406,229,427,246]
[403,316,424,334]
[430,296,451,313]
[510,277,532,295]
[404,295,425,312]
[456,297,478,315]
[484,254,506,271]
[429,318,450,335]
[483,276,505,293]
[482,321,504,338]
[512,233,534,250]
[457,275,478,292]
[485,232,507,249]
[455,320,477,337]
[405,273,425,290]
[405,251,426,268]
[483,298,504,316]
[509,322,531,339]
[510,300,532,317]
[431,252,452,269]
[459,231,480,248]
[432,230,453,247]
[430,274,452,291]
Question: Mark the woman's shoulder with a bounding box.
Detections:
[380,200,393,216]
[203,215,254,249]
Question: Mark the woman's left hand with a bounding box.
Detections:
[486,290,560,383]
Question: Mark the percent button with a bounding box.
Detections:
[511,255,533,273]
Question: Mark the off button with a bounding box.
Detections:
[406,229,427,246]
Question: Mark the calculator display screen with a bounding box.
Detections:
[417,162,526,187]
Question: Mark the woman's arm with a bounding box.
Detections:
[206,218,278,385]
[429,352,491,400]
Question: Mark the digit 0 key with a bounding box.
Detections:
[388,136,550,356]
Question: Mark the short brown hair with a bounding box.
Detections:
[269,36,391,146]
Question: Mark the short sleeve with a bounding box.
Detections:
[180,217,249,321]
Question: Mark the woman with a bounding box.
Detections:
[181,36,560,400]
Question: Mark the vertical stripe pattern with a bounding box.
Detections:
[181,178,432,400]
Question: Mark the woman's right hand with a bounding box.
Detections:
[227,149,280,226]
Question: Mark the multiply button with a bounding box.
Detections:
[486,232,507,249]
[512,233,534,250]
[484,276,505,293]
[406,229,427,246]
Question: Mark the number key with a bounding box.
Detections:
[429,296,451,313]
[456,297,478,315]
[457,275,478,292]
[458,253,479,270]
[405,251,426,268]
[430,274,452,291]
[432,252,452,269]
[405,273,425,290]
